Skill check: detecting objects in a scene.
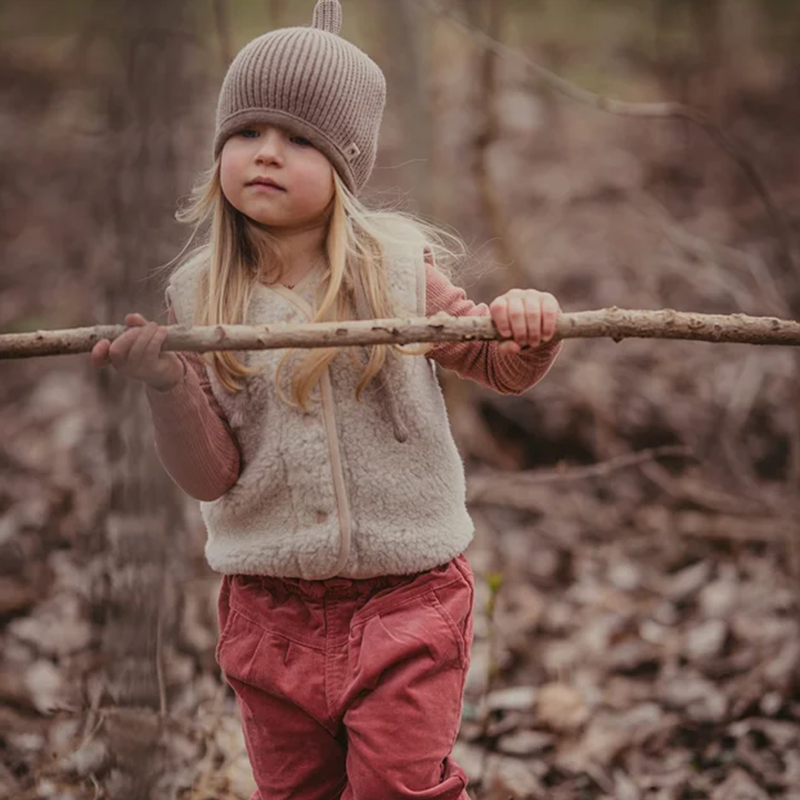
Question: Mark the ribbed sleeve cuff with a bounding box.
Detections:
[144,354,198,424]
[513,338,563,364]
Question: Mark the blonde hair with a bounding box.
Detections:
[160,159,465,410]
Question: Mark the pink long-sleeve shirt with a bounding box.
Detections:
[145,265,562,501]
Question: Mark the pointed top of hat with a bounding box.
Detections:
[312,0,343,35]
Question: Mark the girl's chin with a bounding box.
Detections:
[247,215,282,227]
[242,210,291,228]
[245,213,331,233]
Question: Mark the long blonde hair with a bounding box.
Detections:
[160,159,465,410]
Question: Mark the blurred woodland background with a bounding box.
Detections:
[2,0,800,798]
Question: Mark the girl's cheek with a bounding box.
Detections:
[219,169,240,207]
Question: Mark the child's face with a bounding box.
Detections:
[220,123,335,230]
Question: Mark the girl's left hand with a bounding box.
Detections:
[489,289,562,356]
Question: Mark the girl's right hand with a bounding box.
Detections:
[91,313,184,392]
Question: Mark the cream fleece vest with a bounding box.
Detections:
[167,248,475,580]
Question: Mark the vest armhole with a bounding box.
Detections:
[164,285,174,323]
[166,283,187,326]
[165,286,182,326]
[417,248,431,317]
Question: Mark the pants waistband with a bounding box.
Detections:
[235,561,452,601]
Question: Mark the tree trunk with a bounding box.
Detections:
[375,0,432,212]
[83,1,203,796]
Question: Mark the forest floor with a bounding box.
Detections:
[1,344,799,800]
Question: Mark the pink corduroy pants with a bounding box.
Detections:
[215,553,475,800]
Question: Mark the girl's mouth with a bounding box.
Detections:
[249,183,285,192]
[247,176,286,191]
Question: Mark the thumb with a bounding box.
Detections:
[91,339,111,369]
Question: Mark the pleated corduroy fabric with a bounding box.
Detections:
[212,0,386,194]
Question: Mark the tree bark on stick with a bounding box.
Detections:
[2,308,800,359]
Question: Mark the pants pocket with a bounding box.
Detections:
[429,575,474,672]
[215,608,267,686]
[215,577,235,667]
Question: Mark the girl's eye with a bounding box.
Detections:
[290,136,313,147]
[238,129,259,138]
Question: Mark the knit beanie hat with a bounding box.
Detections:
[213,0,386,195]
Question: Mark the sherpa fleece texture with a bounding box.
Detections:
[150,253,562,579]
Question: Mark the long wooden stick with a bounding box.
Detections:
[2,307,800,359]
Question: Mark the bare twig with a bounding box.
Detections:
[639,461,771,517]
[675,510,793,544]
[2,308,799,359]
[416,0,795,276]
[467,445,692,507]
[636,192,788,318]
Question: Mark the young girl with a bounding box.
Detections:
[91,2,562,798]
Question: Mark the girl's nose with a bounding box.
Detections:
[255,127,284,162]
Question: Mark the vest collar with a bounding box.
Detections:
[257,256,326,303]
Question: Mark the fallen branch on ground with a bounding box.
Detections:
[467,445,693,504]
[2,307,800,359]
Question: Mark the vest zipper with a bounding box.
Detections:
[318,371,353,577]
[272,285,353,578]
